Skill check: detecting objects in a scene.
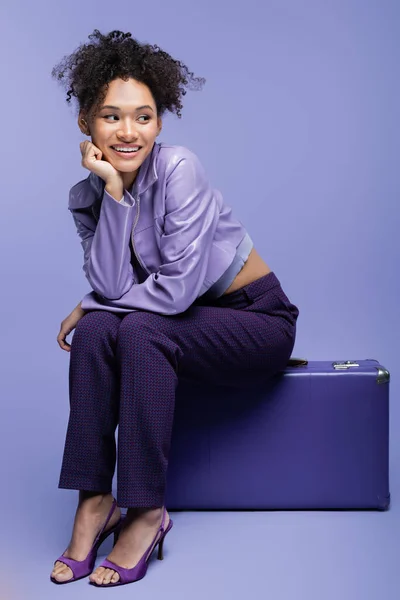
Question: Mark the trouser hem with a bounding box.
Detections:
[58,472,113,493]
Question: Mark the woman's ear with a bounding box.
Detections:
[78,112,90,136]
[157,117,163,136]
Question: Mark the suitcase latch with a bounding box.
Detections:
[332,361,360,370]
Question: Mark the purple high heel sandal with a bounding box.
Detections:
[90,506,173,587]
[51,498,123,584]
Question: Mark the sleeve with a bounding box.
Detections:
[80,151,220,315]
[71,188,139,299]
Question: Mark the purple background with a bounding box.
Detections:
[0,0,398,598]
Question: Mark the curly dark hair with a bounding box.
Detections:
[51,29,206,119]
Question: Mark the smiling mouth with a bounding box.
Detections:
[111,146,142,155]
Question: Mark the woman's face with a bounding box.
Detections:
[79,77,162,189]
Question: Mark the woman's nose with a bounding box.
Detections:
[117,121,138,139]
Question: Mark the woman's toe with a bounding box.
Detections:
[52,561,64,573]
[111,570,120,583]
[102,569,111,584]
[53,561,69,574]
[52,565,73,582]
[90,566,105,583]
[89,565,120,585]
[103,568,115,584]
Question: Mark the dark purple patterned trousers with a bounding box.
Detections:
[58,271,299,508]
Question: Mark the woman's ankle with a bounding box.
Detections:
[125,506,163,523]
[78,490,114,507]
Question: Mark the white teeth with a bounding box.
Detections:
[113,146,140,153]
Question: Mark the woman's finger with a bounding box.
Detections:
[81,141,102,165]
[57,334,70,351]
[57,325,73,351]
[58,340,71,352]
[80,140,89,156]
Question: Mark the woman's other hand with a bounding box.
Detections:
[57,303,86,352]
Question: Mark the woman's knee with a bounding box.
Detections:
[118,312,167,337]
[117,311,178,352]
[74,310,121,342]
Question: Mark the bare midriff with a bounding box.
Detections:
[221,248,272,295]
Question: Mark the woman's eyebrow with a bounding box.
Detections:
[100,104,154,112]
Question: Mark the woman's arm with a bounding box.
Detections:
[70,186,139,299]
[80,150,220,315]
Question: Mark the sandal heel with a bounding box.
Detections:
[157,536,165,560]
[113,529,120,546]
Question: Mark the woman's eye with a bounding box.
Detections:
[103,115,149,122]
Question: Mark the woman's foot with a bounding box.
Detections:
[51,492,121,583]
[89,506,170,586]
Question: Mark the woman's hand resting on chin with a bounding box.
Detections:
[80,140,124,200]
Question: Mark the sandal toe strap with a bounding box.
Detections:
[54,554,92,580]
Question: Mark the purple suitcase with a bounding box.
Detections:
[165,359,390,510]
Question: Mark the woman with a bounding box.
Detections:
[50,29,299,588]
